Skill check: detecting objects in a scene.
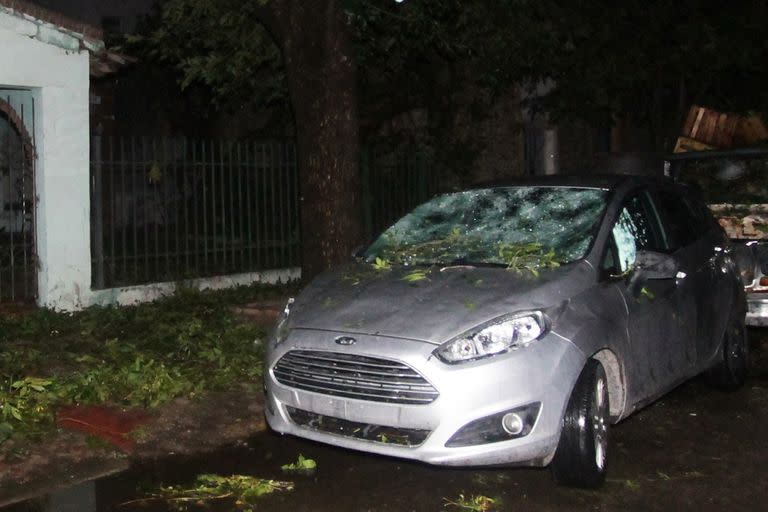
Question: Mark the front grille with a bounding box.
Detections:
[273,350,439,404]
[287,406,430,446]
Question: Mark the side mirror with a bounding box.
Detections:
[635,250,679,280]
[628,250,679,294]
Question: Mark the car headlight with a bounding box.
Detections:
[272,297,295,345]
[434,312,548,364]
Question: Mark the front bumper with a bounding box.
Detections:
[265,328,585,467]
[746,294,768,326]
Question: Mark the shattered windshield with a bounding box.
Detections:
[364,186,608,267]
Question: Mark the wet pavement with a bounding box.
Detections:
[4,331,768,512]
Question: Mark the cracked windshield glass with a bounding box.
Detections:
[364,186,608,268]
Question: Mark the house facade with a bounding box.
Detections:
[0,0,100,309]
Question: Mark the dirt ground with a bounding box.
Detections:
[0,391,266,507]
[4,330,767,511]
[0,298,280,507]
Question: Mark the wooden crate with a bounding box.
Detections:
[681,105,740,148]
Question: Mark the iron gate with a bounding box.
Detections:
[0,96,36,302]
[90,136,300,288]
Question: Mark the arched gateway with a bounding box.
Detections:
[0,97,36,302]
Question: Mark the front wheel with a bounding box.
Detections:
[550,359,609,488]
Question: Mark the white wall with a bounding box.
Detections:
[1,11,92,310]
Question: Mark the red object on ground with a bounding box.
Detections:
[56,405,151,453]
[233,300,284,328]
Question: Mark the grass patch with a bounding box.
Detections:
[0,283,295,447]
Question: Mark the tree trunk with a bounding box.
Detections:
[265,0,362,280]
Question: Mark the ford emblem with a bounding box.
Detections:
[335,336,357,346]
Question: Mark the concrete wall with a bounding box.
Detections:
[89,268,301,307]
[1,11,92,310]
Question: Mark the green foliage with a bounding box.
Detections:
[376,228,475,267]
[640,286,656,301]
[133,0,768,158]
[443,493,499,511]
[607,478,641,491]
[280,454,317,475]
[401,269,430,283]
[498,242,560,276]
[371,231,560,277]
[146,474,294,511]
[372,257,391,272]
[0,377,57,442]
[129,0,287,110]
[0,284,291,446]
[341,273,363,286]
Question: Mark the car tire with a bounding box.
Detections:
[708,313,748,391]
[550,359,609,488]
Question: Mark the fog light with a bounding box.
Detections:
[501,412,524,435]
[445,402,541,448]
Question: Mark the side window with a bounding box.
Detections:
[612,209,638,272]
[602,192,666,273]
[655,189,706,249]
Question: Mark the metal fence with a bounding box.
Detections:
[90,136,440,289]
[361,142,440,239]
[90,137,300,289]
[1,95,36,303]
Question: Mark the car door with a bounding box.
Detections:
[654,187,733,368]
[602,189,692,402]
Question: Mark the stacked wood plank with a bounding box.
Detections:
[674,105,768,153]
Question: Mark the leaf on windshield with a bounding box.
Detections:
[402,270,429,282]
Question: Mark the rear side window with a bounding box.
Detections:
[655,189,708,249]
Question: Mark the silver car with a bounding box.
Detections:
[265,176,747,488]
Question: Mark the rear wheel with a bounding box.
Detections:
[550,359,609,488]
[709,313,748,391]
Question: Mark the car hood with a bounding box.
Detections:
[288,260,595,345]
